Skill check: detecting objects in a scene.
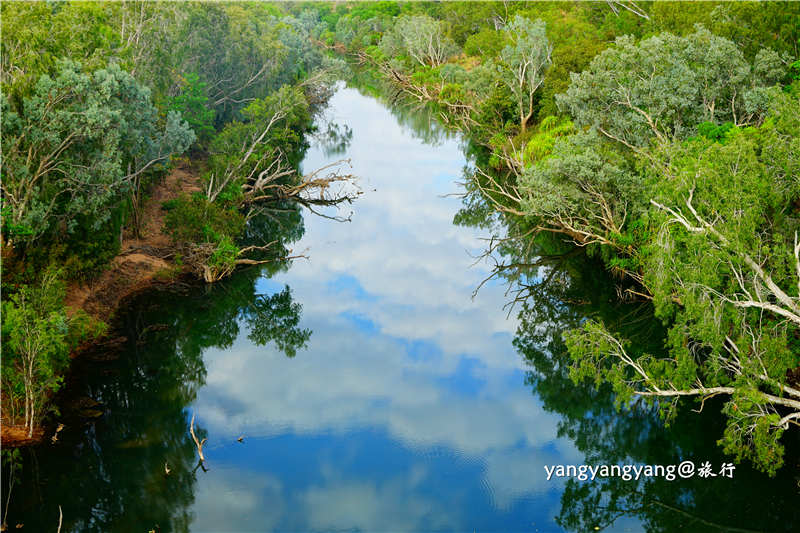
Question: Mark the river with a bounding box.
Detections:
[6,84,799,532]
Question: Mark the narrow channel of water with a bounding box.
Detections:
[7,84,799,533]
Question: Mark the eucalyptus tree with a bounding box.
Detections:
[0,1,125,99]
[557,25,785,148]
[468,22,799,472]
[504,26,790,260]
[0,270,103,437]
[379,14,459,68]
[497,16,552,131]
[517,129,641,251]
[171,3,288,124]
[1,60,194,251]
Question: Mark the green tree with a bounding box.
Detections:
[517,128,641,252]
[0,1,125,100]
[166,3,329,124]
[379,14,459,68]
[463,27,507,58]
[203,86,311,203]
[557,26,785,147]
[1,270,103,437]
[1,60,193,253]
[497,16,552,131]
[167,72,216,146]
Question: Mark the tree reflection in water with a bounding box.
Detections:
[5,255,312,532]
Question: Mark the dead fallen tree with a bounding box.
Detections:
[169,88,363,283]
[182,239,309,283]
[243,158,361,222]
[180,157,359,282]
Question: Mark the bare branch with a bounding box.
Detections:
[189,412,207,467]
[651,193,800,326]
[593,326,800,424]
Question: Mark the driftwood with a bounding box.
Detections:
[51,423,65,444]
[189,413,208,471]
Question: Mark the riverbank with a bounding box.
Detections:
[64,160,202,320]
[0,161,202,448]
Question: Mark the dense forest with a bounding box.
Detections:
[1,0,799,507]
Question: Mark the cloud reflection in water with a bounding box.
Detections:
[190,86,582,532]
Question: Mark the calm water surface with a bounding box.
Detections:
[189,86,576,530]
[7,85,800,533]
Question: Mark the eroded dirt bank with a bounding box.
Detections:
[65,162,202,320]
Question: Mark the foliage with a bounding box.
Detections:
[167,72,216,145]
[1,60,194,264]
[205,235,240,282]
[511,248,800,532]
[0,1,125,100]
[520,115,575,165]
[1,270,104,436]
[123,2,331,124]
[518,129,642,252]
[566,92,800,474]
[557,26,785,147]
[169,3,287,124]
[163,83,319,282]
[379,14,459,68]
[341,2,800,474]
[497,16,552,130]
[206,86,312,190]
[463,28,507,58]
[0,0,330,442]
[164,193,245,245]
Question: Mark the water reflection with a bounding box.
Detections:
[313,120,353,157]
[5,269,310,532]
[519,250,800,532]
[188,86,578,530]
[455,127,800,529]
[518,252,800,531]
[348,71,456,147]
